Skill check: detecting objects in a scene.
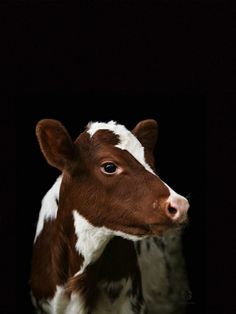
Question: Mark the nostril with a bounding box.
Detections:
[168,205,177,215]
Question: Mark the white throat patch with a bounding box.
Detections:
[87,120,155,175]
[73,210,141,277]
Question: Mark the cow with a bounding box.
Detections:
[30,119,189,314]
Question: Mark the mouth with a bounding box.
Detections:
[148,224,169,236]
[117,215,189,238]
[149,218,189,236]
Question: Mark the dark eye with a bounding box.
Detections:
[101,162,118,174]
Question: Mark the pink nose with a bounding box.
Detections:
[166,196,189,223]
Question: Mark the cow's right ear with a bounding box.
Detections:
[132,119,158,152]
[36,119,75,171]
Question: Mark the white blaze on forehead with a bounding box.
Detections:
[87,120,155,175]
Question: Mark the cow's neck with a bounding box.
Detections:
[96,236,139,281]
[71,210,140,277]
[67,235,139,311]
[63,210,140,307]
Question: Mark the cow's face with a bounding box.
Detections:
[36,119,189,238]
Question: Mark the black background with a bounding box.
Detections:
[2,1,236,314]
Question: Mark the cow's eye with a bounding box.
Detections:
[101,162,118,174]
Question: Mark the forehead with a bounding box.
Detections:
[86,121,155,175]
[87,120,134,147]
[87,121,131,139]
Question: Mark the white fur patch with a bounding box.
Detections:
[49,285,69,313]
[73,210,141,276]
[87,120,155,175]
[34,176,62,242]
[34,285,86,314]
[73,210,113,275]
[64,292,86,314]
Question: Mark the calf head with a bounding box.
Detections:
[36,119,189,238]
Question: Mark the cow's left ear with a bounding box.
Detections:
[132,119,158,151]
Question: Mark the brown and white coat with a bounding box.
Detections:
[30,119,189,314]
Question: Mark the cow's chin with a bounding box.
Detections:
[149,221,188,236]
[112,224,152,239]
[121,226,151,238]
[148,224,169,236]
[120,225,165,239]
[111,220,188,239]
[150,224,185,236]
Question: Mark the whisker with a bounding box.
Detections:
[185,192,192,201]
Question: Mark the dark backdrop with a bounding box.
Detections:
[4,1,235,314]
